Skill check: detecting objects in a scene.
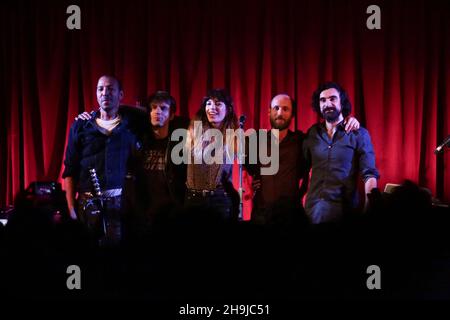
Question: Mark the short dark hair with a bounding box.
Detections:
[146,90,177,114]
[312,82,352,118]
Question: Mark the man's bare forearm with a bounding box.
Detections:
[64,177,77,219]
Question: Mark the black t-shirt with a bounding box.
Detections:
[138,137,173,216]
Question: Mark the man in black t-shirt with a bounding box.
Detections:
[123,91,188,242]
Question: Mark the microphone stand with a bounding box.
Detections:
[434,135,450,154]
[238,115,246,221]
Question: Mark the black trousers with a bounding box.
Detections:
[185,188,238,221]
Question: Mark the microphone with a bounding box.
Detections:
[239,115,247,128]
[435,135,450,154]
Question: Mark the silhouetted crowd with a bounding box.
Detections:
[1,180,449,301]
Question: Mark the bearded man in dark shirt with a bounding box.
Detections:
[303,82,379,224]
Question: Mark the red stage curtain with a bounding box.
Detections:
[1,0,450,216]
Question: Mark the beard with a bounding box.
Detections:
[322,107,341,122]
[270,115,292,130]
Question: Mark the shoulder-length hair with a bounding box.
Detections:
[188,89,238,161]
[193,88,238,131]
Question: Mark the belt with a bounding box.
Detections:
[187,188,226,197]
[81,188,122,198]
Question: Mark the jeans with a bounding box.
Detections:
[78,194,122,246]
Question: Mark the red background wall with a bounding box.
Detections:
[1,0,449,216]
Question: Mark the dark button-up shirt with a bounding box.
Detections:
[303,122,379,223]
[246,130,308,222]
[62,110,138,193]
